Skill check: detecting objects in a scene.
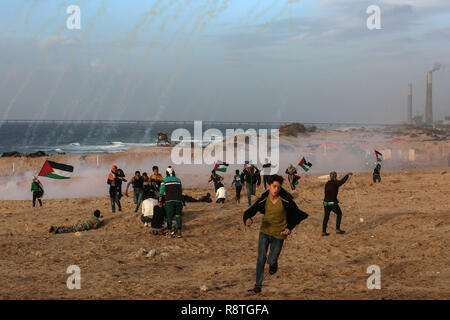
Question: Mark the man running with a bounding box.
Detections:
[322,171,352,236]
[241,165,261,206]
[159,167,183,238]
[49,210,103,234]
[125,171,144,212]
[208,170,224,192]
[232,169,243,204]
[31,176,44,207]
[243,174,308,293]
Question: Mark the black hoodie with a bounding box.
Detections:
[243,187,308,230]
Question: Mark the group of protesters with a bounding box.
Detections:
[44,157,384,294]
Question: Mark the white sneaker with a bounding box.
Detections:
[144,222,148,227]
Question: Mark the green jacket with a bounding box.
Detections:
[81,216,101,229]
[31,181,41,192]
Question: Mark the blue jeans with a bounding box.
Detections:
[133,188,144,212]
[255,232,284,289]
[246,182,256,205]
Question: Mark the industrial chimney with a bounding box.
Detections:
[408,83,412,124]
[425,71,433,124]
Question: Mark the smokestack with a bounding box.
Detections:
[425,71,433,124]
[408,83,412,124]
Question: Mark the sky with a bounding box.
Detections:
[0,0,450,123]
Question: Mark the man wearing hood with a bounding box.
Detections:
[159,166,183,238]
[322,171,352,236]
[243,174,308,293]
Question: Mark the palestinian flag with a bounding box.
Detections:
[38,160,73,179]
[213,161,229,172]
[298,157,312,172]
[375,150,383,163]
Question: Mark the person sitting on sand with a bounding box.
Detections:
[322,171,352,236]
[373,164,381,183]
[151,198,166,235]
[216,183,227,203]
[159,167,183,238]
[243,174,308,294]
[49,210,103,234]
[140,197,158,226]
[31,176,44,207]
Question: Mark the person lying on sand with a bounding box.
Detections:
[322,171,352,236]
[243,174,308,294]
[49,210,103,234]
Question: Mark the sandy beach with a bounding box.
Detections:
[0,126,449,299]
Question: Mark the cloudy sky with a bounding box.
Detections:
[0,0,449,123]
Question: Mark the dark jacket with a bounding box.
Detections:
[323,174,349,203]
[243,187,308,230]
[241,167,261,185]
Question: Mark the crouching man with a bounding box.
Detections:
[243,174,308,293]
[49,210,103,234]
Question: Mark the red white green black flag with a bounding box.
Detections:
[298,157,312,172]
[38,160,73,179]
[375,150,383,162]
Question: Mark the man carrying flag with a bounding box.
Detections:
[31,176,44,207]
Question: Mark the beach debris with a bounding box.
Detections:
[359,217,364,223]
[74,232,81,237]
[441,171,447,175]
[34,251,42,257]
[161,252,170,257]
[136,248,150,257]
[146,249,157,258]
[200,285,208,292]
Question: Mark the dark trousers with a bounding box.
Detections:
[165,201,182,230]
[263,175,269,189]
[133,188,144,212]
[216,198,225,203]
[32,193,42,207]
[110,192,121,213]
[255,232,284,289]
[235,185,242,199]
[322,204,343,232]
[373,174,381,183]
[246,182,256,206]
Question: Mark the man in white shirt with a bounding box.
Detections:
[216,183,227,203]
[140,198,158,226]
